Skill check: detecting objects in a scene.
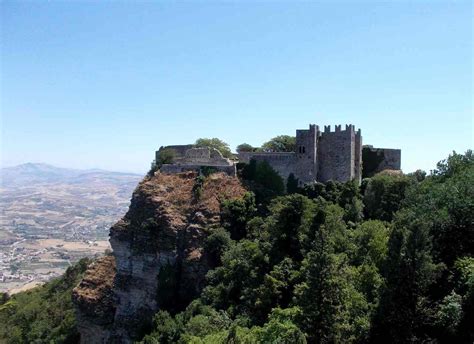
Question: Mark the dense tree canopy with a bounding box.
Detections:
[0,258,90,343]
[139,151,473,343]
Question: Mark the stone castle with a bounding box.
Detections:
[155,124,401,185]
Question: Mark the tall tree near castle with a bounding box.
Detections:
[262,135,296,152]
[195,138,233,158]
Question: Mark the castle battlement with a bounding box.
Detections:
[321,124,361,135]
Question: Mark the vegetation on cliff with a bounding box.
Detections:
[138,150,473,343]
[0,258,91,343]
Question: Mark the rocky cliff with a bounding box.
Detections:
[73,171,247,343]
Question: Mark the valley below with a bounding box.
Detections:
[0,163,142,293]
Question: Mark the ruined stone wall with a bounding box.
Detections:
[376,148,401,171]
[160,164,236,176]
[156,145,194,163]
[318,125,356,182]
[180,147,232,166]
[238,152,296,182]
[361,146,401,178]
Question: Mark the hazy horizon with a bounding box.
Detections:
[2,2,472,174]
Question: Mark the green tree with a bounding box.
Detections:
[255,160,284,195]
[363,173,412,222]
[371,219,437,343]
[266,194,315,263]
[157,148,176,166]
[236,143,255,153]
[0,258,91,343]
[221,192,257,240]
[295,224,367,343]
[204,227,233,268]
[195,138,233,158]
[262,135,296,152]
[202,240,269,321]
[249,307,307,344]
[286,173,299,194]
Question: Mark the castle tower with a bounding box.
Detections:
[295,124,319,184]
[318,124,362,183]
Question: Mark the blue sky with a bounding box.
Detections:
[1,1,472,174]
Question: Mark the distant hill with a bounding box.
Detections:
[0,162,141,186]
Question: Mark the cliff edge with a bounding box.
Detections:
[73,171,247,343]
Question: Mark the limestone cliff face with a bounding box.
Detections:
[73,171,246,343]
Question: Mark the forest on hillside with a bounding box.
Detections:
[1,150,473,344]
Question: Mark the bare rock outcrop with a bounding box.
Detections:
[73,172,247,343]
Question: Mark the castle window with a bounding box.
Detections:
[302,146,306,154]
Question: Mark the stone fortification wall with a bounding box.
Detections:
[295,124,319,184]
[156,145,194,163]
[354,129,363,183]
[160,147,236,176]
[318,125,356,182]
[155,123,398,185]
[372,148,401,172]
[160,164,236,176]
[238,152,296,182]
[361,146,401,178]
[179,147,232,166]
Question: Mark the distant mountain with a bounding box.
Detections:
[0,163,141,186]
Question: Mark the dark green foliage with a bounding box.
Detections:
[261,135,296,152]
[266,194,315,263]
[363,173,412,222]
[195,138,233,158]
[157,148,176,166]
[239,159,285,204]
[0,292,9,305]
[192,175,206,200]
[139,310,184,344]
[204,227,233,268]
[200,166,218,177]
[202,239,270,322]
[236,143,255,152]
[239,159,257,180]
[220,192,256,240]
[156,262,179,311]
[0,258,90,343]
[286,173,299,194]
[294,204,370,343]
[371,219,438,343]
[254,160,284,195]
[362,147,385,178]
[432,150,473,180]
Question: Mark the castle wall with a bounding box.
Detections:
[318,125,356,182]
[156,145,194,162]
[155,123,399,186]
[295,125,319,184]
[160,164,236,176]
[354,129,362,183]
[361,146,401,178]
[238,152,296,182]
